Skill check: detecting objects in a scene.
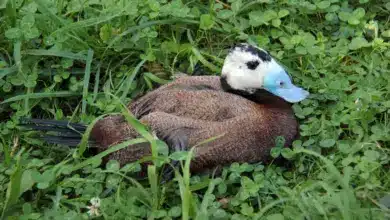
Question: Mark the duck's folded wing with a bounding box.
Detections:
[129,76,222,117]
[130,89,244,121]
[92,109,297,173]
[122,111,297,173]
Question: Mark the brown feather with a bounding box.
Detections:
[90,76,298,174]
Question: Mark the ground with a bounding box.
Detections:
[0,0,390,219]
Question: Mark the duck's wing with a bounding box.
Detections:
[129,76,222,116]
[130,87,257,122]
[94,110,298,174]
[140,111,298,173]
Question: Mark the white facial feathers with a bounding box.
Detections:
[221,44,285,92]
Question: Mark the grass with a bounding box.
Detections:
[1,0,390,219]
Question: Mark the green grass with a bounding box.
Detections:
[1,0,390,219]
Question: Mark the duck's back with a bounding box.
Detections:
[130,75,294,122]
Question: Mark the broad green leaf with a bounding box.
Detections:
[301,33,316,46]
[270,147,281,158]
[25,27,40,39]
[338,11,350,22]
[317,1,330,9]
[382,30,390,38]
[21,13,35,29]
[106,160,120,171]
[249,10,277,27]
[263,10,278,21]
[364,150,380,161]
[257,35,270,46]
[348,17,360,25]
[240,203,254,216]
[160,0,190,18]
[5,28,22,39]
[349,37,370,50]
[10,75,24,86]
[170,151,190,161]
[328,5,340,12]
[200,14,215,30]
[275,136,285,148]
[307,46,321,55]
[295,46,307,55]
[20,2,38,13]
[272,18,281,27]
[290,35,302,44]
[231,0,241,13]
[281,148,295,159]
[278,9,289,18]
[99,24,112,42]
[319,139,336,148]
[217,10,234,19]
[217,182,227,194]
[106,174,121,188]
[20,170,35,195]
[267,213,285,220]
[352,8,365,18]
[156,139,169,156]
[148,0,160,11]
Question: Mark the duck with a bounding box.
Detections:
[20,43,309,178]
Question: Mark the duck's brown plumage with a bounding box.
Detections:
[90,75,298,173]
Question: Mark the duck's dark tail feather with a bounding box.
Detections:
[19,118,88,147]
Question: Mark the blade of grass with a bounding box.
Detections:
[1,91,81,105]
[0,136,11,166]
[1,148,26,219]
[51,14,122,36]
[13,41,21,71]
[148,165,159,213]
[4,0,17,26]
[0,65,18,79]
[81,49,94,115]
[71,138,148,172]
[195,179,216,220]
[24,87,33,115]
[76,112,115,156]
[92,64,101,103]
[179,147,197,220]
[118,59,146,101]
[175,172,191,220]
[143,72,171,85]
[23,49,87,60]
[254,198,292,219]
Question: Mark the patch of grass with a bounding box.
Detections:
[1,0,390,219]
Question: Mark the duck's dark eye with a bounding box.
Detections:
[279,81,285,87]
[246,60,260,70]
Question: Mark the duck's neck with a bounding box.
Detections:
[220,75,292,109]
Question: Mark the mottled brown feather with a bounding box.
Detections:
[90,76,298,174]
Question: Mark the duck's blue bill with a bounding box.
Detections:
[263,69,310,103]
[269,84,309,103]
